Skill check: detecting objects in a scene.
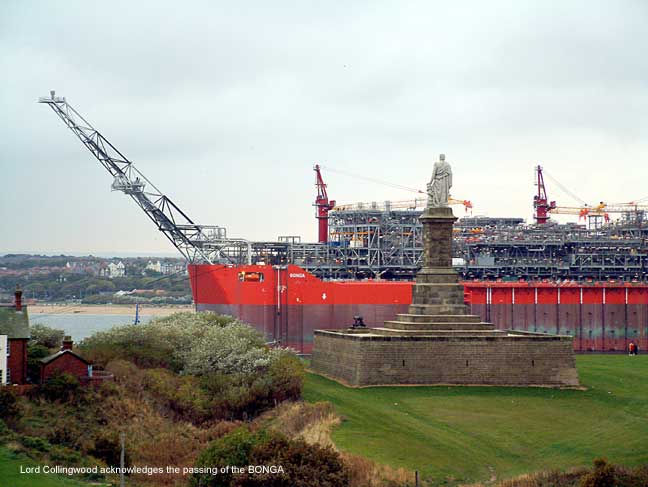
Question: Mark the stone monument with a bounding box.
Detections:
[311,154,579,387]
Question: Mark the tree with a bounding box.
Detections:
[580,458,617,487]
[30,324,65,349]
[27,343,51,383]
[181,323,270,376]
[191,428,349,487]
[40,372,80,403]
[0,388,21,425]
[81,312,304,419]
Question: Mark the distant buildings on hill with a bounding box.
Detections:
[99,261,126,279]
[144,260,187,276]
[0,255,191,303]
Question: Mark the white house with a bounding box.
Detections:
[145,260,162,273]
[100,261,126,279]
[0,335,7,385]
[160,262,187,275]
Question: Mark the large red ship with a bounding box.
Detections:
[189,264,648,354]
[41,94,648,355]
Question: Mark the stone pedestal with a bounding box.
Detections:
[420,206,456,270]
[311,206,579,388]
[391,206,479,326]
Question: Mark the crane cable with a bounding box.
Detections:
[542,169,588,206]
[632,194,648,204]
[319,165,426,195]
[544,168,648,209]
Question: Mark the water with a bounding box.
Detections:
[29,314,156,341]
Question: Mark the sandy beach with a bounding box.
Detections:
[29,304,194,316]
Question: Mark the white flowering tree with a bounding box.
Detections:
[82,311,304,417]
[181,323,270,375]
[81,312,296,377]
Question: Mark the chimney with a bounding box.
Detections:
[15,285,23,312]
[62,336,73,351]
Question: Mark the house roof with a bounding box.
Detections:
[0,305,30,339]
[40,349,91,366]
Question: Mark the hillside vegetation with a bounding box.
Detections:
[0,447,100,487]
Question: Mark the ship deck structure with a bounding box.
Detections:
[39,93,648,354]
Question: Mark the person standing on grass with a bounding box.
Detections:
[628,341,637,356]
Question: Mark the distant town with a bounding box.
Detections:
[0,254,191,304]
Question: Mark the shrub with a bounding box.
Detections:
[495,460,648,487]
[266,351,304,403]
[81,323,181,370]
[27,343,51,383]
[80,311,289,375]
[90,432,127,466]
[191,427,264,487]
[0,418,16,443]
[248,432,349,487]
[21,435,51,452]
[181,323,269,376]
[0,388,21,423]
[191,427,349,487]
[30,324,65,349]
[580,458,616,487]
[142,368,215,423]
[47,420,86,450]
[49,445,82,464]
[199,363,303,421]
[40,372,80,403]
[80,312,240,371]
[82,312,304,419]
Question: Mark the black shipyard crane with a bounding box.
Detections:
[38,91,251,264]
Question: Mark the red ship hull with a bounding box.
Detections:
[188,264,648,354]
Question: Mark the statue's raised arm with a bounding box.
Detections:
[427,153,452,208]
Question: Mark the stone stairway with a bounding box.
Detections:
[382,265,495,332]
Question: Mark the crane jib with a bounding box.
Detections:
[38,91,237,265]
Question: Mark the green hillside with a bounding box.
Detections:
[304,355,648,485]
[0,447,97,487]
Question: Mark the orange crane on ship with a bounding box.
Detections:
[317,165,473,213]
[314,165,473,243]
[331,197,473,212]
[534,165,648,227]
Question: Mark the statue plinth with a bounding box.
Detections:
[418,206,459,285]
[408,206,466,315]
[310,163,579,388]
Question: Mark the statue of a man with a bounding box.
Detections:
[427,153,452,208]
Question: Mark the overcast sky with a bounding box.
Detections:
[1,0,647,256]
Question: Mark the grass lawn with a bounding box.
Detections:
[0,447,96,487]
[304,354,648,485]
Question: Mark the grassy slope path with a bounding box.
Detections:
[304,355,648,485]
[0,447,94,487]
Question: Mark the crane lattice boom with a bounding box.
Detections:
[38,91,241,264]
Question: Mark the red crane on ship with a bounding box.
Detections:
[314,165,335,243]
[533,165,556,224]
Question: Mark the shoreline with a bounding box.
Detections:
[28,304,194,316]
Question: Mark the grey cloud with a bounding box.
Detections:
[1,0,648,254]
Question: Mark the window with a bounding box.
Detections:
[5,340,8,357]
[6,368,10,385]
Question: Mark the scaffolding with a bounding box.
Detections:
[213,204,648,282]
